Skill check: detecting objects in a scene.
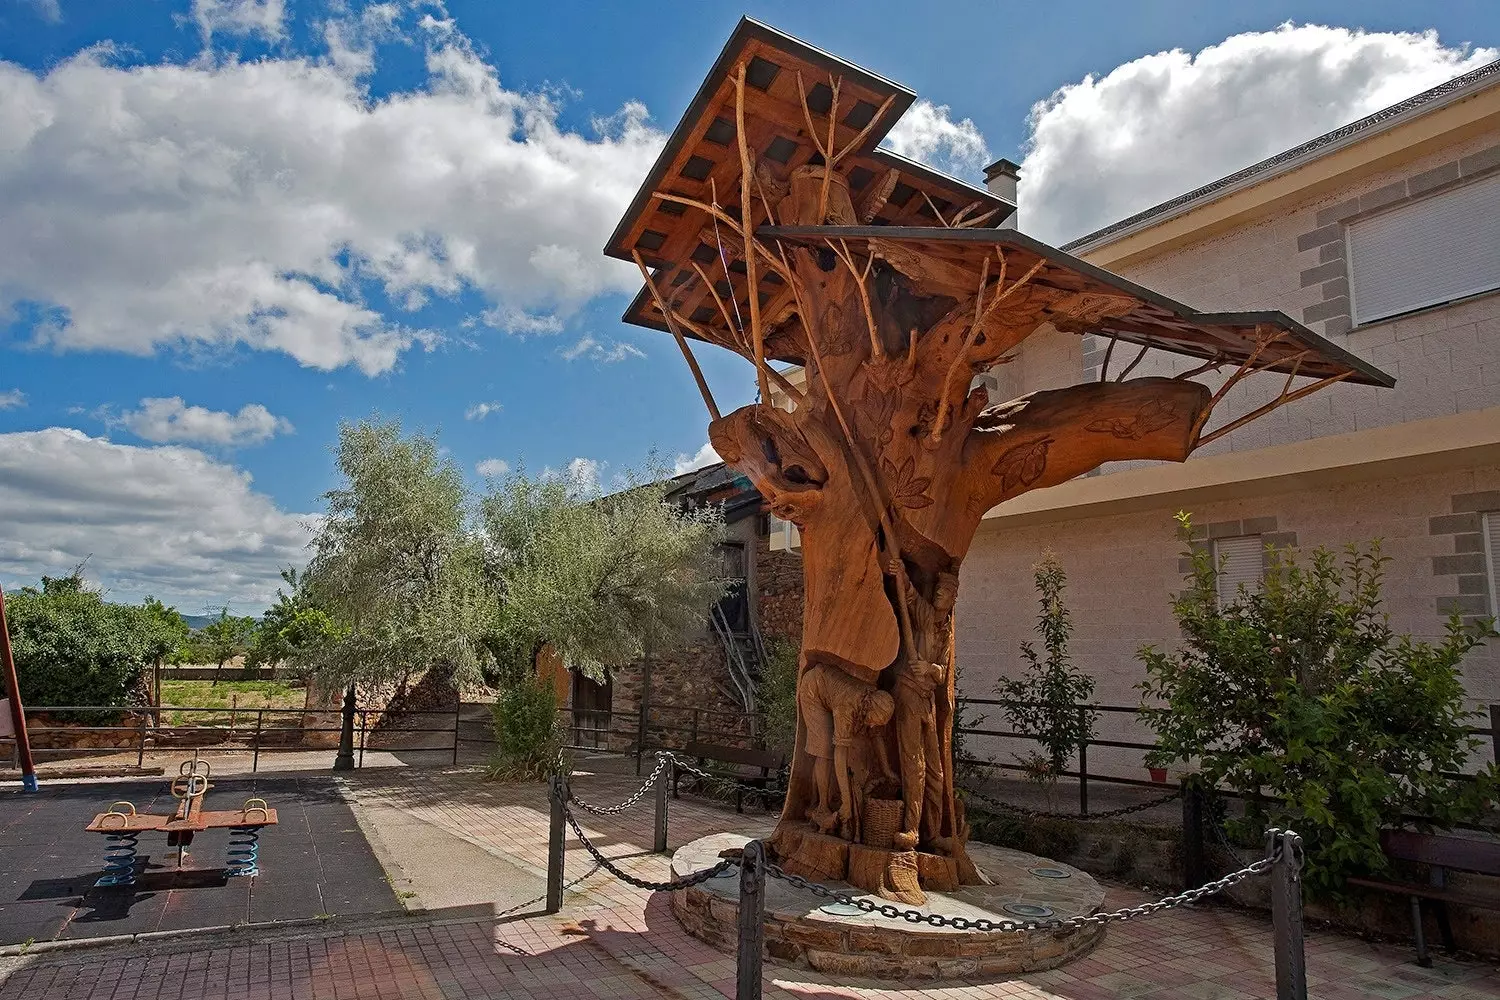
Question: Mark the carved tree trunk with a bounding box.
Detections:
[708,167,1214,902]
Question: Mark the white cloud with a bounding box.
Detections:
[0,428,313,609]
[542,456,601,487]
[561,334,645,363]
[1020,24,1499,244]
[119,397,293,446]
[475,457,509,477]
[0,9,664,376]
[479,306,565,336]
[0,389,25,410]
[881,99,990,177]
[190,0,286,43]
[672,441,720,476]
[24,0,61,23]
[464,400,502,421]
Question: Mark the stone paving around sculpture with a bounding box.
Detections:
[1,763,1497,1000]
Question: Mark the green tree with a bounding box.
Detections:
[5,572,183,712]
[246,568,343,678]
[139,597,192,665]
[996,552,1096,802]
[1139,512,1500,896]
[201,607,259,685]
[478,462,727,684]
[298,419,494,694]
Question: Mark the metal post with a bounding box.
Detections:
[1182,776,1207,890]
[252,710,263,773]
[0,583,38,792]
[1270,829,1307,1000]
[636,636,652,777]
[333,684,356,771]
[654,754,670,854]
[451,701,462,766]
[546,774,568,914]
[736,840,766,1000]
[135,713,147,768]
[1078,707,1089,817]
[357,710,368,769]
[1490,704,1499,766]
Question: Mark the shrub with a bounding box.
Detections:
[1139,512,1500,897]
[757,638,799,758]
[996,552,1096,802]
[487,675,564,782]
[5,576,180,712]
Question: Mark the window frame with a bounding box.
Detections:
[1210,534,1265,606]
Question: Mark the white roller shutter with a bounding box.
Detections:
[1212,536,1265,605]
[1347,173,1500,325]
[1483,512,1500,618]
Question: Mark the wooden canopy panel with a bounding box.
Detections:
[629,224,1393,388]
[603,18,1012,284]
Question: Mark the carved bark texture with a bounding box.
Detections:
[700,164,1242,900]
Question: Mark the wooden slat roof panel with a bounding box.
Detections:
[603,17,1012,267]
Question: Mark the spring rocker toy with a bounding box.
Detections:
[85,754,277,887]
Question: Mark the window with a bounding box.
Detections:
[1347,173,1500,325]
[1483,512,1500,618]
[1212,535,1264,605]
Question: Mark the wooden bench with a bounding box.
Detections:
[671,742,786,814]
[1347,828,1500,966]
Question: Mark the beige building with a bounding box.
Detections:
[959,59,1500,777]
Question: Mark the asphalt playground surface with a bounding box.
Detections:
[0,774,397,945]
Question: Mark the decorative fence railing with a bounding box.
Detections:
[543,752,1313,1000]
[4,704,463,772]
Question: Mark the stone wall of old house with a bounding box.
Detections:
[601,519,806,751]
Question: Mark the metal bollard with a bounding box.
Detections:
[1181,776,1208,890]
[654,754,670,854]
[546,774,568,914]
[1269,828,1307,1000]
[736,840,766,1000]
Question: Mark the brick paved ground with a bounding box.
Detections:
[2,765,1497,1000]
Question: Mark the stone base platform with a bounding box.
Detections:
[669,833,1106,980]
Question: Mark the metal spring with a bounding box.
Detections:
[225,826,260,877]
[96,831,139,887]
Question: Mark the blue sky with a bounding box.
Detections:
[1,0,1497,613]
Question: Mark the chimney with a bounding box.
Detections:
[983,158,1020,230]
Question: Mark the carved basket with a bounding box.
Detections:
[861,798,902,850]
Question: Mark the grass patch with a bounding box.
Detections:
[159,680,305,727]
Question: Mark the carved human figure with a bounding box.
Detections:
[891,658,946,851]
[797,662,896,838]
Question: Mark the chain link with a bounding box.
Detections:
[764,851,1275,932]
[663,752,790,797]
[960,783,1181,822]
[562,805,739,892]
[568,754,671,816]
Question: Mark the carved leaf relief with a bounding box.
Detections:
[1084,398,1178,440]
[991,436,1052,492]
[881,456,933,510]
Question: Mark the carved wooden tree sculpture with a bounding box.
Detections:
[606,19,1392,904]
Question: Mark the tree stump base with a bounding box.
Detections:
[848,844,925,905]
[773,827,850,883]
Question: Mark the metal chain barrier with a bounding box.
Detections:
[562,804,739,892]
[764,849,1277,933]
[568,753,671,815]
[663,751,790,797]
[960,781,1181,821]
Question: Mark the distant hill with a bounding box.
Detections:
[182,614,220,630]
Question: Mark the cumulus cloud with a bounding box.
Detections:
[672,441,720,476]
[1020,24,1498,244]
[881,99,990,177]
[0,428,313,608]
[119,397,293,446]
[190,0,286,43]
[464,400,502,421]
[475,457,509,477]
[561,334,645,363]
[0,389,25,410]
[0,8,664,375]
[542,456,600,487]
